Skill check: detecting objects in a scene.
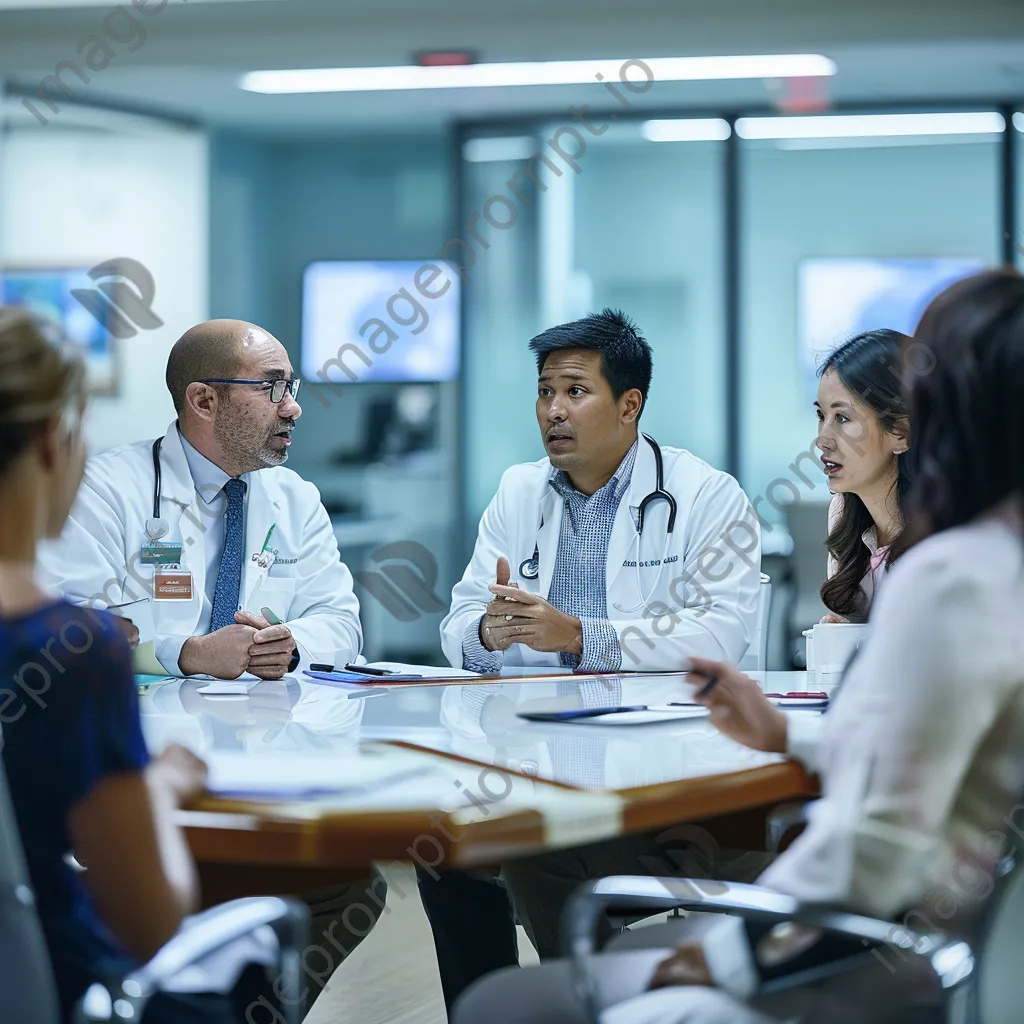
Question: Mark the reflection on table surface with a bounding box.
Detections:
[139,671,811,793]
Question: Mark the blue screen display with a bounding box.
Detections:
[302,260,461,384]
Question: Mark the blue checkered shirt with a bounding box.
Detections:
[463,442,638,673]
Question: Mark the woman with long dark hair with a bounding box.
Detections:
[815,329,912,622]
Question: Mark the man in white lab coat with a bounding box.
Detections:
[424,309,762,1011]
[38,318,362,678]
[441,311,759,676]
[38,319,379,985]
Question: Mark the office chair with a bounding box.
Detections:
[0,734,60,1024]
[563,852,1024,1024]
[0,739,310,1024]
[781,499,831,666]
[737,573,772,674]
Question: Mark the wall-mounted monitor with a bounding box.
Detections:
[798,256,983,395]
[0,266,119,395]
[302,260,460,384]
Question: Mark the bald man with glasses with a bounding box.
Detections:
[38,318,362,680]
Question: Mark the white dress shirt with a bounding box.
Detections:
[701,509,1024,1002]
[166,430,252,670]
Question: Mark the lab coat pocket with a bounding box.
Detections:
[252,578,298,619]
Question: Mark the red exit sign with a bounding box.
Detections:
[415,51,477,67]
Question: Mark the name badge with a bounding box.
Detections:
[153,570,194,601]
[141,542,183,566]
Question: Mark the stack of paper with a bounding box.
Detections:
[204,750,429,800]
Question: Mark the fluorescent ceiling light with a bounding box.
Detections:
[241,54,836,95]
[736,111,1004,140]
[776,134,999,152]
[1014,112,1024,133]
[643,118,732,142]
[463,137,537,162]
[0,0,267,5]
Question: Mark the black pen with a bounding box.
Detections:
[342,663,395,676]
[696,675,719,698]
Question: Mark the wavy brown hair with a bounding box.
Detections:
[891,269,1024,557]
[0,307,86,476]
[819,329,913,620]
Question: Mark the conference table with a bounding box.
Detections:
[138,669,820,904]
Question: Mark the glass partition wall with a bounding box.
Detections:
[458,105,1018,665]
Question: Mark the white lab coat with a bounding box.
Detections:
[441,441,760,671]
[37,422,362,674]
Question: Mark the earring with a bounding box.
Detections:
[893,449,907,456]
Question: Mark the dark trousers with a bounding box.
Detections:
[417,867,520,1012]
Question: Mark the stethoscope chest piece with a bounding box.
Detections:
[145,517,169,542]
[519,554,540,580]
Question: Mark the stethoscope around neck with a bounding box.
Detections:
[145,437,170,542]
[520,434,678,609]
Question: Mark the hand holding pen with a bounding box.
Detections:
[687,656,788,754]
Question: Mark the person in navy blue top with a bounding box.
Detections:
[0,308,279,1023]
[1,601,149,1011]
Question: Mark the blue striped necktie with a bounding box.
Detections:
[210,477,247,632]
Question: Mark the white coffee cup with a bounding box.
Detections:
[810,622,869,692]
[802,628,816,671]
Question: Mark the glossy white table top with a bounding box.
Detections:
[139,670,814,793]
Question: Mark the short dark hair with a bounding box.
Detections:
[528,308,653,417]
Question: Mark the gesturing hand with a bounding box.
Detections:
[147,743,209,804]
[234,610,297,681]
[689,656,788,753]
[484,580,583,655]
[479,557,520,652]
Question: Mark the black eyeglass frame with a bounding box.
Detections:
[199,378,301,404]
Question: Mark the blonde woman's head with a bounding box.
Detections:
[0,307,87,539]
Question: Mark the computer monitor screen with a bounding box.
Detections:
[0,267,118,394]
[798,256,983,395]
[302,260,460,384]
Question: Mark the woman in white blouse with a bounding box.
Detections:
[815,329,912,622]
[455,271,1024,1024]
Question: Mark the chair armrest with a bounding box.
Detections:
[765,800,816,853]
[127,896,308,992]
[563,877,975,1024]
[78,897,309,1024]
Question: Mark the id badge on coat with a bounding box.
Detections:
[153,570,194,601]
[140,542,183,566]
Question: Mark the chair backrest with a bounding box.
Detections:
[975,852,1024,1024]
[738,573,772,673]
[0,733,61,1024]
[783,499,830,637]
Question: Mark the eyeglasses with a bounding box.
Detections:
[200,378,301,404]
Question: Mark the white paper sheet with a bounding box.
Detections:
[203,749,434,799]
[566,707,710,726]
[366,661,482,679]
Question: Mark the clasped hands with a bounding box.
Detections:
[479,556,583,655]
[179,610,297,680]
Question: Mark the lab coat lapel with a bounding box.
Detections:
[158,424,207,632]
[607,437,658,601]
[241,472,282,608]
[535,482,562,600]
